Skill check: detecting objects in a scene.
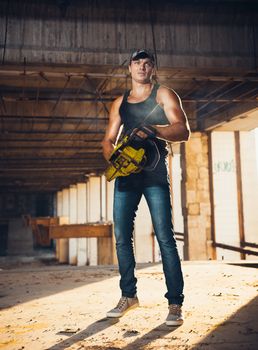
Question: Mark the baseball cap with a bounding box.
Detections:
[129,49,155,64]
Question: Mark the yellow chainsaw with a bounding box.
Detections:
[105,125,159,182]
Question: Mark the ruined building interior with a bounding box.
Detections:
[0,0,257,265]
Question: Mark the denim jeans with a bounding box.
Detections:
[113,179,184,305]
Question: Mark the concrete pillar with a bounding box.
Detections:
[59,188,69,263]
[55,191,63,260]
[69,185,77,265]
[100,175,106,221]
[87,176,100,265]
[182,132,213,260]
[77,182,87,266]
[57,191,63,217]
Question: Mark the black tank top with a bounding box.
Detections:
[117,83,170,190]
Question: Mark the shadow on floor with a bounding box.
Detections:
[47,317,120,350]
[121,323,178,350]
[191,295,258,350]
[46,318,178,350]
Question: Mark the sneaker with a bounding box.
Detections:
[165,304,184,326]
[106,296,139,318]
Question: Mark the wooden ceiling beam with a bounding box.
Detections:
[0,155,103,161]
[0,166,104,172]
[1,145,102,150]
[0,115,108,121]
[1,64,257,81]
[0,130,106,134]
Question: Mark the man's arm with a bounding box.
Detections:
[101,96,123,161]
[154,86,190,142]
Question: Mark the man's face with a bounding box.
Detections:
[129,58,154,83]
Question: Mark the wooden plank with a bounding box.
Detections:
[49,222,113,239]
[32,217,59,226]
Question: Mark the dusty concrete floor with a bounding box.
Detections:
[0,260,257,350]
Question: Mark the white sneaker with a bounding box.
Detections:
[165,304,184,326]
[106,296,139,318]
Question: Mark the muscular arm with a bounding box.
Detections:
[154,86,190,142]
[101,96,123,161]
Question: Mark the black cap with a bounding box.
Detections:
[130,49,155,64]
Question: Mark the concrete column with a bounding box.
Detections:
[100,175,106,221]
[87,176,100,265]
[57,191,63,217]
[182,132,213,260]
[59,188,69,263]
[77,182,87,266]
[69,185,77,265]
[55,191,63,260]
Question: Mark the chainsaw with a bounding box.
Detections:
[105,124,160,182]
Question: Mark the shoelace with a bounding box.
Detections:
[169,304,181,316]
[116,297,128,310]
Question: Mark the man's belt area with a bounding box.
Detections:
[105,125,160,182]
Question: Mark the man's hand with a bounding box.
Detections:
[133,125,157,140]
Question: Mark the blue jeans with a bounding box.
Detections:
[113,180,184,305]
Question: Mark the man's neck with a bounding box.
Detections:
[130,81,153,98]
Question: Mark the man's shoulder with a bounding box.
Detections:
[112,95,124,108]
[157,85,179,100]
[157,84,176,96]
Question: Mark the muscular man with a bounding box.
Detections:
[102,49,190,326]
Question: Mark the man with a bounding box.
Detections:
[101,49,190,326]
